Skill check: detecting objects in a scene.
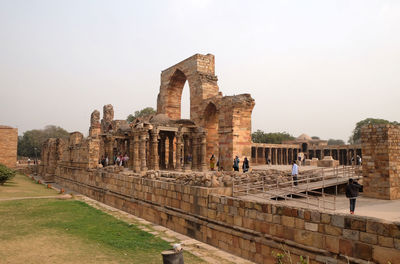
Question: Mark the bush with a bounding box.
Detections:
[0,164,16,185]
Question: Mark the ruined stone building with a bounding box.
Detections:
[0,125,18,168]
[251,133,362,166]
[40,54,255,175]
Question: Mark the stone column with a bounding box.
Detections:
[200,133,207,171]
[128,138,134,169]
[183,136,191,171]
[159,135,166,169]
[285,148,288,165]
[133,133,140,172]
[255,147,258,165]
[139,131,148,172]
[168,134,174,170]
[151,129,159,171]
[274,148,278,165]
[175,132,183,171]
[192,135,198,170]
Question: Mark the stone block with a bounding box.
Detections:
[321,213,331,224]
[339,239,353,257]
[354,242,372,261]
[305,222,318,232]
[295,218,305,229]
[378,235,394,248]
[281,216,295,228]
[343,229,359,241]
[325,235,339,254]
[324,224,342,236]
[331,215,345,228]
[366,221,391,236]
[360,232,378,245]
[372,245,400,263]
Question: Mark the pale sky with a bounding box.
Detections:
[0,0,399,142]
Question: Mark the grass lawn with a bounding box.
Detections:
[0,199,204,263]
[0,173,59,199]
[0,174,204,263]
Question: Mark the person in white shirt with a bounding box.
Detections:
[291,161,299,186]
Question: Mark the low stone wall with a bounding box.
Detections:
[51,166,400,264]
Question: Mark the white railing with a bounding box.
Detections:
[232,165,362,211]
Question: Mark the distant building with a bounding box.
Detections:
[0,125,18,168]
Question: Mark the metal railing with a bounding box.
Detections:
[232,165,362,211]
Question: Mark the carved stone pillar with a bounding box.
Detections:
[200,133,207,171]
[133,133,140,172]
[128,139,134,169]
[140,131,148,172]
[192,135,198,170]
[151,129,159,171]
[175,132,182,171]
[168,134,174,170]
[160,135,166,169]
[183,136,191,171]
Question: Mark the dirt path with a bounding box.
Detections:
[0,194,72,201]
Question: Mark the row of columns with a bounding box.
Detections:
[104,129,209,172]
[253,147,301,165]
[308,148,361,165]
[252,145,362,166]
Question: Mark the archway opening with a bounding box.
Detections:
[301,143,308,153]
[204,103,219,160]
[167,69,191,120]
[181,82,190,119]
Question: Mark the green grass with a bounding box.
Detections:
[0,173,58,199]
[0,198,203,263]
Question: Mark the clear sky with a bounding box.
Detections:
[0,0,399,142]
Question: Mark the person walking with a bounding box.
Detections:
[233,156,240,171]
[242,157,249,173]
[210,154,216,171]
[346,178,362,214]
[291,161,298,186]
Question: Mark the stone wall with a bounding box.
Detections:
[0,125,18,168]
[361,124,400,200]
[39,138,66,181]
[52,166,400,264]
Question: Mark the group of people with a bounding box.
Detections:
[208,154,250,172]
[100,153,129,167]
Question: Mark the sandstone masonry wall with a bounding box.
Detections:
[53,167,400,264]
[0,125,18,168]
[362,124,400,200]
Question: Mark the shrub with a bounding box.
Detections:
[0,164,16,185]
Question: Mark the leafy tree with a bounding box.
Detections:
[348,118,399,144]
[252,130,295,144]
[0,164,16,185]
[126,107,156,123]
[311,136,320,140]
[327,139,345,145]
[18,125,69,158]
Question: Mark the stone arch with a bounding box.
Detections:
[204,102,219,159]
[165,69,192,120]
[157,54,219,123]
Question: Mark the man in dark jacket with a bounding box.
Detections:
[345,178,362,214]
